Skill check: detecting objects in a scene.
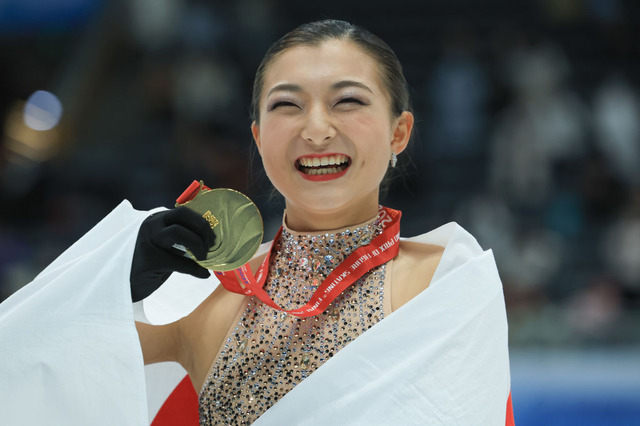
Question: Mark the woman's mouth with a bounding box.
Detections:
[296,154,351,181]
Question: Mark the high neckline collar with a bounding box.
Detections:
[276,210,383,278]
[282,210,381,239]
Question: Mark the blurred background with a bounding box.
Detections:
[0,0,639,424]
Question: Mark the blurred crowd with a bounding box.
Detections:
[1,0,639,348]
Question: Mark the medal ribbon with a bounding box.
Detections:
[214,206,401,318]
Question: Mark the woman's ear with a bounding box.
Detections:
[251,121,262,153]
[390,111,414,155]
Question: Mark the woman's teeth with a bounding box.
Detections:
[298,154,349,168]
[305,167,343,175]
[298,154,350,175]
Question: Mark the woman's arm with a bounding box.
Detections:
[135,321,181,365]
[135,284,248,391]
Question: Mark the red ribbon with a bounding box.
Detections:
[176,180,211,205]
[214,206,401,318]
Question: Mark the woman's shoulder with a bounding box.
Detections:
[394,221,467,279]
[391,239,444,311]
[401,222,482,252]
[396,239,444,276]
[390,222,487,310]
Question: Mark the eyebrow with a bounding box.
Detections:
[330,80,374,94]
[267,83,302,97]
[266,80,374,97]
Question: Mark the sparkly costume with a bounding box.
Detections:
[200,215,391,424]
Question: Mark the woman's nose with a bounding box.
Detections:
[301,106,336,144]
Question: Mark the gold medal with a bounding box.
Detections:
[176,181,263,271]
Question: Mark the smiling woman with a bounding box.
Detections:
[1,19,513,426]
[141,20,512,425]
[251,35,413,232]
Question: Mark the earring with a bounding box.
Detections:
[390,152,397,168]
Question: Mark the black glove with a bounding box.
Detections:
[130,207,215,302]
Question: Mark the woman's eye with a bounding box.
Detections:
[269,101,299,111]
[335,97,366,107]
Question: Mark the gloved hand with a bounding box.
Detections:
[130,207,215,302]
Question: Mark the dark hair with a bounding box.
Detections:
[250,19,412,123]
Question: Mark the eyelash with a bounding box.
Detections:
[336,97,366,106]
[267,97,368,111]
[268,100,298,111]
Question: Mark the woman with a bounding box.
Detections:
[1,20,513,426]
[133,20,513,425]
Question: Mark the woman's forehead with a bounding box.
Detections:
[261,40,384,95]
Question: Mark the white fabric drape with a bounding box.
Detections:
[1,201,510,425]
[0,201,151,425]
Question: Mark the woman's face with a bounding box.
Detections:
[252,39,413,223]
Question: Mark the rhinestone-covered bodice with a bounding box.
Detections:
[198,214,393,425]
